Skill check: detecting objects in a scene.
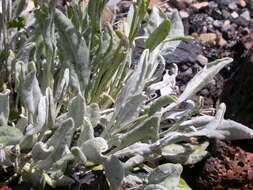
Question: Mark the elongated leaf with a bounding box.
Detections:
[37,118,74,170]
[144,6,166,36]
[145,163,183,190]
[160,11,184,55]
[68,94,86,128]
[145,19,171,50]
[0,89,10,126]
[105,155,125,190]
[87,103,100,127]
[22,71,42,114]
[177,58,232,103]
[26,96,47,135]
[0,126,23,145]
[115,115,160,151]
[55,68,69,102]
[54,8,90,93]
[77,117,94,146]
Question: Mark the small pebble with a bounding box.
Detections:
[237,0,246,7]
[213,20,223,28]
[228,2,238,10]
[179,10,189,18]
[198,33,217,44]
[240,10,251,21]
[192,2,209,9]
[231,11,239,18]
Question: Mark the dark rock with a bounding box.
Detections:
[232,16,249,26]
[221,56,253,128]
[164,40,203,64]
[211,8,223,20]
[248,0,253,10]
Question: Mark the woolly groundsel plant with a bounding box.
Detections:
[0,0,252,189]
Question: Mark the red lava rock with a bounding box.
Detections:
[197,140,253,190]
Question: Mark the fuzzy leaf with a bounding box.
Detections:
[32,142,54,161]
[105,155,125,190]
[80,137,108,164]
[0,89,10,126]
[54,8,90,93]
[68,94,86,128]
[145,19,171,50]
[177,58,233,103]
[145,163,183,190]
[162,141,209,165]
[116,115,160,151]
[161,11,184,55]
[22,71,42,114]
[37,118,74,170]
[0,126,23,145]
[26,96,47,135]
[87,103,100,127]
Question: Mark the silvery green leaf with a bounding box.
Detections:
[144,184,167,190]
[0,126,23,145]
[45,88,56,130]
[87,103,100,127]
[172,178,192,190]
[37,118,74,170]
[16,42,36,64]
[108,50,149,133]
[114,142,154,158]
[105,155,125,190]
[124,154,145,169]
[113,94,146,128]
[144,7,166,36]
[54,8,90,93]
[32,142,54,161]
[160,11,184,56]
[22,71,42,114]
[77,117,94,146]
[146,163,182,190]
[80,137,108,164]
[15,114,28,133]
[0,89,10,126]
[162,141,209,165]
[123,174,143,189]
[115,115,160,151]
[54,68,69,102]
[26,96,47,135]
[20,133,37,150]
[114,50,148,111]
[145,19,171,50]
[71,146,87,164]
[177,58,233,103]
[68,94,86,128]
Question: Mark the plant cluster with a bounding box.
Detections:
[0,0,252,189]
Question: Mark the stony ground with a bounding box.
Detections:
[118,0,253,189]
